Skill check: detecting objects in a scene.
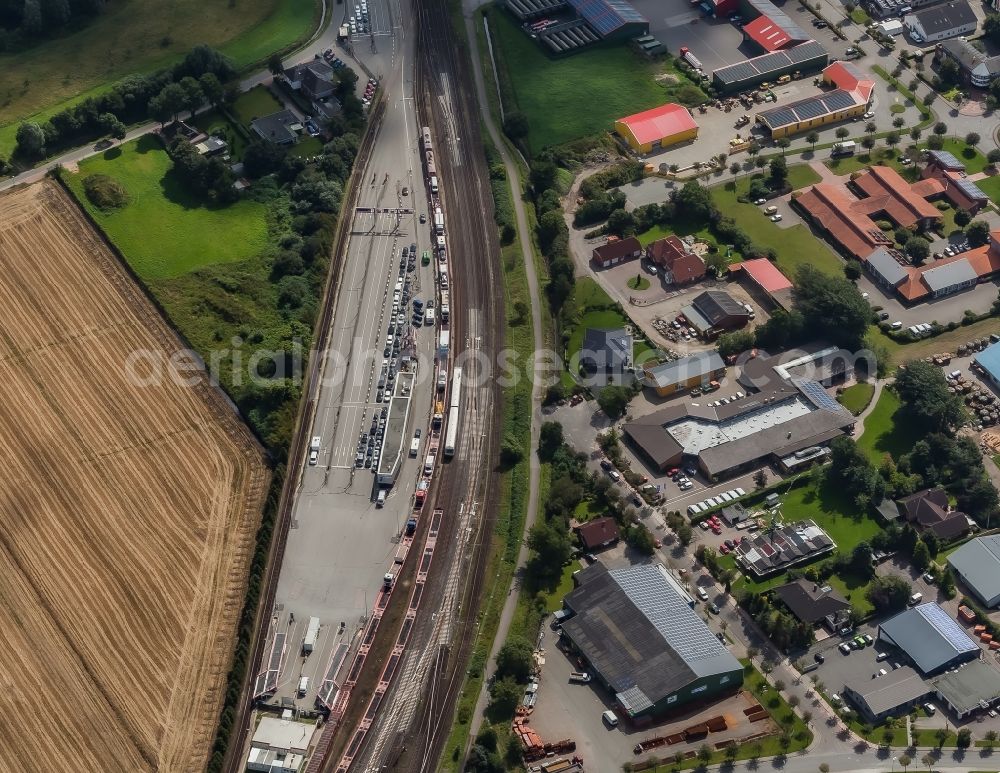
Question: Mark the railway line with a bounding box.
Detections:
[341,0,505,767]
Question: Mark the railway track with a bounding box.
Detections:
[342,0,506,768]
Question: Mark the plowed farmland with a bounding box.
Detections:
[0,181,269,772]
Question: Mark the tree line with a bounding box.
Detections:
[0,0,104,47]
[14,44,235,160]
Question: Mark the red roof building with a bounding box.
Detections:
[592,236,642,268]
[646,235,706,285]
[795,183,892,261]
[850,166,941,229]
[614,103,698,153]
[735,258,793,293]
[575,516,621,551]
[795,167,944,262]
[895,242,1000,303]
[743,15,799,51]
[822,61,875,104]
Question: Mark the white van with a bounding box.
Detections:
[308,449,319,466]
[409,437,421,457]
[297,676,309,697]
[424,453,435,475]
[376,489,387,508]
[424,307,435,326]
[909,592,923,605]
[764,205,778,215]
[688,503,704,516]
[697,587,709,601]
[602,710,619,727]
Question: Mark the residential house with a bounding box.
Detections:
[574,517,621,552]
[773,578,851,632]
[579,327,634,385]
[904,1,977,42]
[592,237,642,268]
[646,235,706,285]
[251,110,302,145]
[922,150,989,214]
[899,488,970,540]
[284,58,336,101]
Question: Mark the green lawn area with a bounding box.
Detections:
[857,388,925,462]
[231,85,285,125]
[712,179,843,278]
[786,163,822,190]
[64,135,268,279]
[626,273,651,291]
[824,147,917,178]
[290,135,324,158]
[564,277,631,360]
[486,6,703,151]
[0,0,317,156]
[543,563,578,612]
[825,569,875,616]
[837,382,875,415]
[850,6,870,23]
[912,728,959,747]
[977,173,1000,206]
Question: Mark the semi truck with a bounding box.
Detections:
[302,616,320,654]
[679,46,702,71]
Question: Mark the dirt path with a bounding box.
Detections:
[0,181,268,772]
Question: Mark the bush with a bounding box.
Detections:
[82,174,129,210]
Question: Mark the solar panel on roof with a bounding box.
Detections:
[787,40,826,62]
[793,99,826,121]
[918,604,978,653]
[567,0,646,35]
[822,89,857,111]
[796,379,842,412]
[955,178,988,200]
[761,107,796,128]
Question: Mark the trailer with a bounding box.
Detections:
[679,46,702,71]
[444,368,462,458]
[433,208,444,234]
[302,616,320,654]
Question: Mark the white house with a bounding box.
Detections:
[904,1,977,42]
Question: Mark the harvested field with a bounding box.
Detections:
[0,181,269,772]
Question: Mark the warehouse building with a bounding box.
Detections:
[681,290,751,337]
[904,1,977,43]
[878,603,980,676]
[730,258,793,309]
[625,374,855,479]
[756,61,873,138]
[713,40,828,93]
[642,351,726,397]
[504,0,647,54]
[844,666,931,723]
[931,659,1000,719]
[561,562,744,721]
[614,103,698,154]
[936,38,1000,87]
[948,535,1000,608]
[975,341,1000,387]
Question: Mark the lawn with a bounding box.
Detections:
[912,728,959,747]
[977,173,1000,206]
[786,163,822,190]
[231,85,285,126]
[824,147,917,178]
[290,135,324,158]
[850,6,870,23]
[0,0,316,156]
[856,388,923,462]
[486,6,701,151]
[712,179,843,278]
[564,277,647,366]
[64,135,268,279]
[837,382,876,415]
[627,274,651,291]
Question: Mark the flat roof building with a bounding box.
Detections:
[246,716,316,773]
[948,535,1000,608]
[614,103,698,154]
[626,373,854,480]
[730,258,793,309]
[843,666,931,723]
[878,603,980,675]
[561,562,743,721]
[931,659,1000,719]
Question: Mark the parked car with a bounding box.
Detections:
[814,652,825,663]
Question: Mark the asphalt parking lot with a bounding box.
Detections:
[635,0,751,72]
